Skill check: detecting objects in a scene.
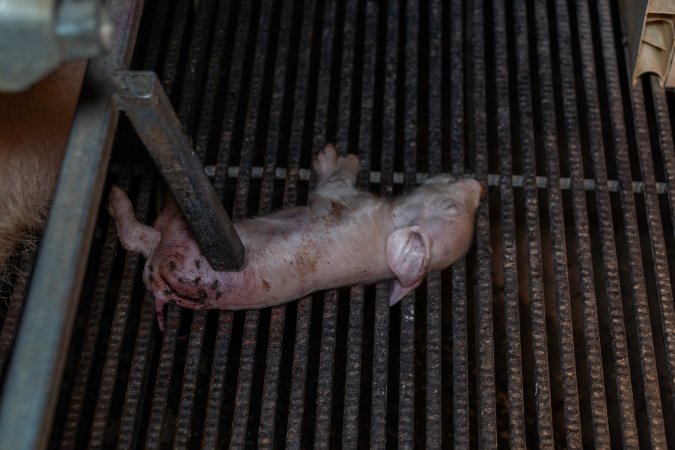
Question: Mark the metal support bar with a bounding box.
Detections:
[112,70,245,271]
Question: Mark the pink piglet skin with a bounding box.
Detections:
[108,144,483,329]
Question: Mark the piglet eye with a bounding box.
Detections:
[435,198,459,213]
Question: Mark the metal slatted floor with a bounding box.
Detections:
[1,0,675,447]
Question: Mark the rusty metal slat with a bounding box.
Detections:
[316,1,367,437]
[577,0,666,446]
[369,284,391,449]
[58,169,133,449]
[230,2,291,432]
[138,1,193,445]
[160,0,191,97]
[552,0,615,446]
[633,76,675,436]
[596,1,675,448]
[229,0,280,443]
[450,260,469,445]
[314,291,339,448]
[230,310,260,447]
[492,0,526,445]
[426,0,442,175]
[448,0,464,176]
[196,3,242,445]
[423,272,442,447]
[257,304,286,448]
[341,285,364,446]
[0,249,35,379]
[88,175,155,449]
[335,0,358,155]
[200,0,257,443]
[144,1,219,447]
[229,19,285,437]
[310,0,337,153]
[337,0,363,445]
[648,76,675,406]
[285,296,312,447]
[256,0,297,444]
[212,0,255,197]
[176,0,217,131]
[342,3,377,442]
[173,312,208,449]
[194,0,234,161]
[283,0,318,445]
[142,0,171,71]
[448,0,468,444]
[398,0,418,447]
[200,311,234,449]
[310,0,340,445]
[116,292,158,450]
[145,305,182,449]
[370,0,399,446]
[469,0,497,447]
[428,0,444,448]
[426,0,445,445]
[255,80,288,446]
[512,0,554,446]
[171,0,224,444]
[532,0,583,446]
[257,0,295,215]
[398,294,415,450]
[650,78,675,256]
[232,0,276,220]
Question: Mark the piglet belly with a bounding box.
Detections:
[231,235,390,306]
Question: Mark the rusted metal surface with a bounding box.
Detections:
[470,0,497,447]
[531,0,583,446]
[492,0,526,446]
[2,0,675,448]
[513,0,554,445]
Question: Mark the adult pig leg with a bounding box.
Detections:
[0,61,87,277]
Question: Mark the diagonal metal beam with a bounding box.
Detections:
[112,70,245,271]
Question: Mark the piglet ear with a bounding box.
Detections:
[386,226,431,305]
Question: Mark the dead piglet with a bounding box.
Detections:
[108,144,483,329]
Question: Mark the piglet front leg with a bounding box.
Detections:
[107,186,160,258]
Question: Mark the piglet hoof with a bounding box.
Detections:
[337,153,359,178]
[313,144,339,183]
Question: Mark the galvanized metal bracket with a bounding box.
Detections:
[0,0,112,92]
[112,70,245,272]
[620,0,675,87]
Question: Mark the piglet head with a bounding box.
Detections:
[387,175,484,305]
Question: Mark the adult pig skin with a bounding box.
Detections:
[109,145,483,329]
[0,61,86,278]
